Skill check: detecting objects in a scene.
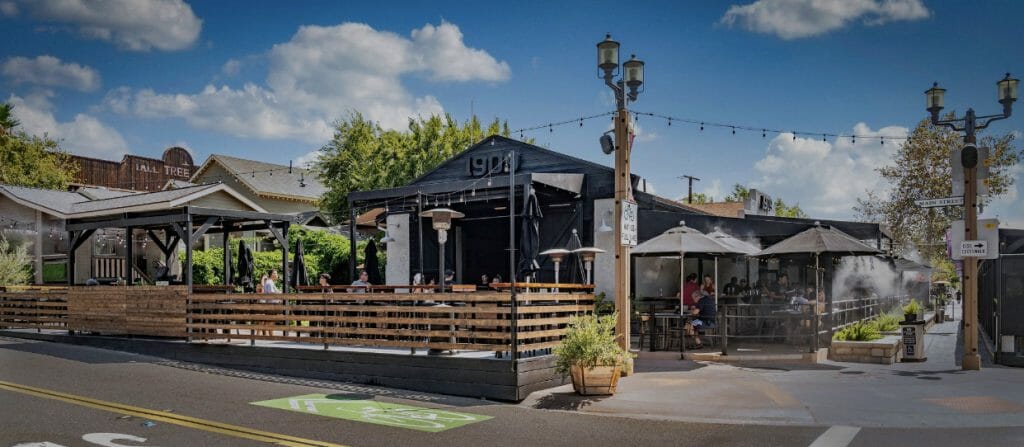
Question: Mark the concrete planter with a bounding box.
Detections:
[828,335,902,364]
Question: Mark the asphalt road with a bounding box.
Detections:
[1,336,1021,447]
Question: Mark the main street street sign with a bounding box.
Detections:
[915,196,964,208]
[960,240,988,258]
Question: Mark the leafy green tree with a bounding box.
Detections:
[0,235,31,286]
[0,103,19,136]
[854,116,1019,262]
[0,105,79,190]
[316,113,514,219]
[723,183,806,218]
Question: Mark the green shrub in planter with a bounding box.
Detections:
[833,320,882,342]
[874,313,901,332]
[554,313,632,376]
[903,298,922,321]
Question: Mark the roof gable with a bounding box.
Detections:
[409,135,614,187]
[191,154,327,203]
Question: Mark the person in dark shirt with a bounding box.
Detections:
[723,277,740,296]
[685,291,717,349]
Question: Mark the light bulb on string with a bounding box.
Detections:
[731,126,735,135]
[792,132,796,141]
[762,129,766,138]
[668,118,672,126]
[700,122,704,131]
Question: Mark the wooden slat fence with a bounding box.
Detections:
[188,290,595,353]
[0,287,69,331]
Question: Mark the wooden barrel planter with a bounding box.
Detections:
[570,364,622,395]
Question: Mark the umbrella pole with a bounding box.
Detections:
[813,254,820,353]
[714,256,719,306]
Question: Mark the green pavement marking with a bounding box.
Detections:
[251,394,492,433]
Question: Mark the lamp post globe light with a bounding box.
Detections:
[597,34,644,352]
[924,73,1017,371]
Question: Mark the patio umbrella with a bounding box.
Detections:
[290,237,310,289]
[706,229,761,256]
[518,188,543,280]
[364,239,382,285]
[755,223,881,306]
[632,222,744,305]
[236,240,253,292]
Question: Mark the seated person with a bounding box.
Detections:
[478,274,490,291]
[684,290,717,349]
[348,270,371,304]
[723,276,740,296]
[319,273,332,293]
[680,273,699,307]
[348,270,370,292]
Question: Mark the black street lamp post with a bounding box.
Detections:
[925,73,1018,371]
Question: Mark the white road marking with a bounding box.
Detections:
[809,425,861,447]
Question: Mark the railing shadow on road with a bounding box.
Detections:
[0,338,144,364]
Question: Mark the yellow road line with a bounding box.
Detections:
[0,380,347,447]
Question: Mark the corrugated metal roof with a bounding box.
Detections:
[70,184,219,213]
[194,154,326,202]
[0,184,90,215]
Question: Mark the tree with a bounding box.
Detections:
[681,192,712,204]
[0,103,19,136]
[0,103,79,190]
[723,183,807,218]
[0,235,31,286]
[854,116,1020,262]
[316,113,514,220]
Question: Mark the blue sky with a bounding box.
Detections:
[2,0,1021,225]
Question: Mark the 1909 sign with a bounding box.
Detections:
[466,153,520,177]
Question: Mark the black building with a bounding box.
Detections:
[347,135,889,300]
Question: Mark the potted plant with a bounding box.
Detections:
[554,312,632,395]
[903,299,922,323]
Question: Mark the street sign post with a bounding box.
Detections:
[959,240,988,258]
[951,219,999,260]
[915,196,964,208]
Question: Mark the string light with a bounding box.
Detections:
[632,111,910,143]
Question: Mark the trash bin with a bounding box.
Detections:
[900,320,927,362]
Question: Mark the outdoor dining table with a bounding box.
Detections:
[647,309,691,352]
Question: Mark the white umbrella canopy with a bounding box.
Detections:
[707,229,761,256]
[632,222,745,257]
[755,224,881,257]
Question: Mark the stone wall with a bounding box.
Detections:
[829,335,902,364]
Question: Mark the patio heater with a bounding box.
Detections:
[419,208,464,292]
[572,247,605,285]
[540,248,571,292]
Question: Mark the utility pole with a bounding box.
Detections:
[679,175,701,204]
[597,35,644,352]
[926,74,1018,371]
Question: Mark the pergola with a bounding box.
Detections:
[65,206,298,291]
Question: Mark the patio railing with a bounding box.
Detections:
[186,283,594,355]
[0,286,69,331]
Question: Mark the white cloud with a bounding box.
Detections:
[985,163,1024,229]
[751,122,908,217]
[107,21,510,144]
[6,0,201,51]
[8,91,128,159]
[294,150,321,169]
[0,1,18,16]
[701,178,725,202]
[221,59,241,77]
[1,55,100,92]
[719,0,929,40]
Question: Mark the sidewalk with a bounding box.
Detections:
[523,311,1024,428]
